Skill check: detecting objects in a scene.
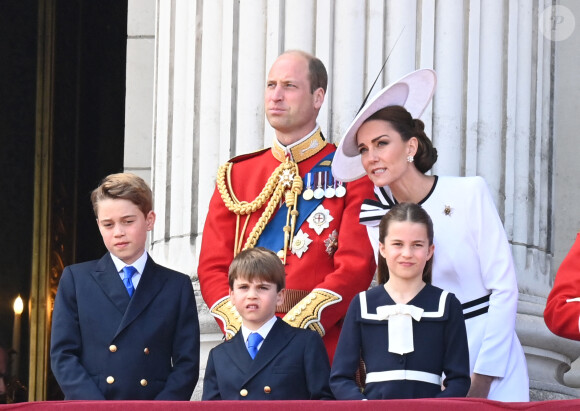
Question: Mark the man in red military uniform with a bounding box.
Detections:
[198,50,376,362]
[545,233,580,340]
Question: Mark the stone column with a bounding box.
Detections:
[549,0,580,399]
[124,0,155,182]
[131,0,580,400]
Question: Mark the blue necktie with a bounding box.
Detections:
[247,332,264,359]
[122,266,137,297]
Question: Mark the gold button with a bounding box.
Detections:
[106,376,114,384]
[264,386,271,394]
[240,389,248,397]
[140,379,148,387]
[144,348,150,355]
[109,345,117,352]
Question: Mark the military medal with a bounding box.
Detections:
[280,169,294,187]
[324,171,335,198]
[313,172,325,199]
[335,181,346,197]
[302,172,314,200]
[307,204,334,235]
[324,229,339,256]
[291,230,312,258]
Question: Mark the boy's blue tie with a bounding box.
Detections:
[247,332,263,359]
[122,266,137,297]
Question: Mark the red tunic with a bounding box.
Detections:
[545,233,580,341]
[198,142,376,362]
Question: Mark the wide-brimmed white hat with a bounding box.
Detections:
[332,68,437,182]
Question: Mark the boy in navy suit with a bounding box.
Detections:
[202,247,333,400]
[50,173,200,400]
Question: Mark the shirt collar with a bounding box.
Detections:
[110,250,148,274]
[241,315,277,343]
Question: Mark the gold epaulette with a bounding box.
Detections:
[210,296,242,339]
[282,288,342,336]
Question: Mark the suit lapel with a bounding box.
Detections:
[91,254,131,314]
[115,255,167,336]
[226,332,253,373]
[242,318,296,385]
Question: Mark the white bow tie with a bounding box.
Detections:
[376,304,424,355]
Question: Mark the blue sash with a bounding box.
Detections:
[256,152,335,251]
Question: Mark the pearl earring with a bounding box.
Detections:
[407,155,414,163]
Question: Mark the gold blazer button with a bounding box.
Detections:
[109,345,117,352]
[264,386,271,394]
[240,389,248,397]
[106,376,114,384]
[140,379,148,386]
[143,347,150,355]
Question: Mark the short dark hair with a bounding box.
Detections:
[377,202,434,284]
[282,50,328,93]
[228,247,286,291]
[364,105,438,173]
[91,173,153,218]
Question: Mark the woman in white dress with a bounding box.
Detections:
[331,69,529,401]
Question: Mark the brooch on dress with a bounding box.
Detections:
[443,205,453,216]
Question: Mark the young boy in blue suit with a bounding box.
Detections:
[50,173,200,400]
[202,247,333,400]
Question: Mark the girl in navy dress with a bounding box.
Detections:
[330,202,470,399]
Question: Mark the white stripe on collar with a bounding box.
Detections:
[359,289,449,320]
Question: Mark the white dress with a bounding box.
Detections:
[360,176,529,401]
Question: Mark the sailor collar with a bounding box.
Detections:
[271,127,327,163]
[360,288,449,320]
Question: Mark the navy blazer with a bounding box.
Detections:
[202,318,333,400]
[50,253,200,400]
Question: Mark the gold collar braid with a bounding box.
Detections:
[271,128,326,163]
[217,157,303,263]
